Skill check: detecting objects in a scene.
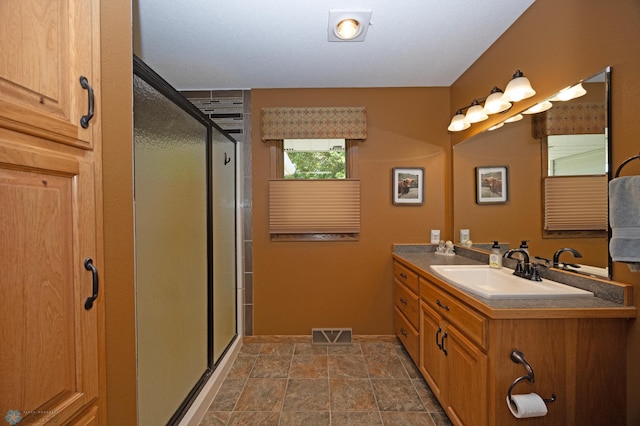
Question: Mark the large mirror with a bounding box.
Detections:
[453,68,611,278]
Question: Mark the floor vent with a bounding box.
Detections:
[311,328,353,345]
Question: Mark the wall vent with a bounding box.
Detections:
[311,328,353,345]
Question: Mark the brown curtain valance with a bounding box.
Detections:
[261,107,367,141]
[532,102,606,139]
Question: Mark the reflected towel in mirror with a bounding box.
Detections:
[609,176,640,268]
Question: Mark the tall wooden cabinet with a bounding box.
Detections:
[0,0,103,424]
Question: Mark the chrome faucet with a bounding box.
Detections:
[504,248,542,281]
[552,247,583,269]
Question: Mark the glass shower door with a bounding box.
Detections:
[133,69,209,425]
[212,131,238,363]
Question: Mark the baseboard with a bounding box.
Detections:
[243,334,398,344]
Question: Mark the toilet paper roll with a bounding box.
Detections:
[507,393,548,418]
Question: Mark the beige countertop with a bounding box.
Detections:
[393,244,637,319]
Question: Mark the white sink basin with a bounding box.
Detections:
[429,265,594,299]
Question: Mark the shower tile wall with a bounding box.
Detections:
[183,90,254,335]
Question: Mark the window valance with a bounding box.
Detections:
[261,107,367,141]
[532,102,606,139]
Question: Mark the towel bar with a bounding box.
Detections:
[614,153,640,178]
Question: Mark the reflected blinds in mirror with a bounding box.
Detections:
[544,175,608,230]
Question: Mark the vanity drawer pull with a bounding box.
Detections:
[399,297,408,305]
[400,327,408,337]
[400,273,407,279]
[436,327,442,349]
[436,299,451,311]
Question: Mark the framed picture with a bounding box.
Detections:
[476,166,508,204]
[393,167,424,205]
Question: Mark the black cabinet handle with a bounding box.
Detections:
[400,328,408,337]
[436,327,442,349]
[399,273,407,279]
[79,76,94,129]
[399,297,408,305]
[224,152,231,165]
[436,299,450,311]
[441,332,448,356]
[84,258,99,310]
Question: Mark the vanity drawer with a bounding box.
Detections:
[420,278,486,348]
[394,280,419,329]
[394,306,419,365]
[394,261,419,294]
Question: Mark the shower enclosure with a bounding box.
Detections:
[133,57,237,425]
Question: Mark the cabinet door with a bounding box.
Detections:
[444,325,488,426]
[0,0,97,148]
[420,301,445,400]
[0,138,99,424]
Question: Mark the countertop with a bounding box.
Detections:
[392,244,637,320]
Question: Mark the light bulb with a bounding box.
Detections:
[336,19,360,40]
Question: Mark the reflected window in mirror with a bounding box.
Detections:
[546,133,608,176]
[532,69,611,240]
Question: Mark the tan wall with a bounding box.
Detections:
[251,88,451,335]
[101,0,137,422]
[449,0,640,423]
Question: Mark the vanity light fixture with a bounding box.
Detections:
[503,70,536,102]
[328,9,372,42]
[447,110,471,132]
[488,122,504,131]
[522,100,553,114]
[483,87,512,114]
[504,113,524,123]
[465,99,489,123]
[448,69,536,132]
[549,83,587,101]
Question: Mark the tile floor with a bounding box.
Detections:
[200,339,452,425]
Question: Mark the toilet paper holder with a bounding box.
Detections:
[508,350,557,406]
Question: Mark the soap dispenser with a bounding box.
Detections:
[489,241,502,269]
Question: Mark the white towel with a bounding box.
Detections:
[609,176,640,264]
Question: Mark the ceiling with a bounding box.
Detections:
[134,0,535,91]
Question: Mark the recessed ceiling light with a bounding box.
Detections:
[328,9,372,42]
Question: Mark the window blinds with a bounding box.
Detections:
[269,179,360,234]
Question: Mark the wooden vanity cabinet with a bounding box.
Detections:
[393,258,630,426]
[393,261,420,364]
[420,281,488,426]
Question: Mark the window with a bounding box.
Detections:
[260,107,367,241]
[284,139,346,179]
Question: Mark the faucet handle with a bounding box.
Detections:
[530,263,542,281]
